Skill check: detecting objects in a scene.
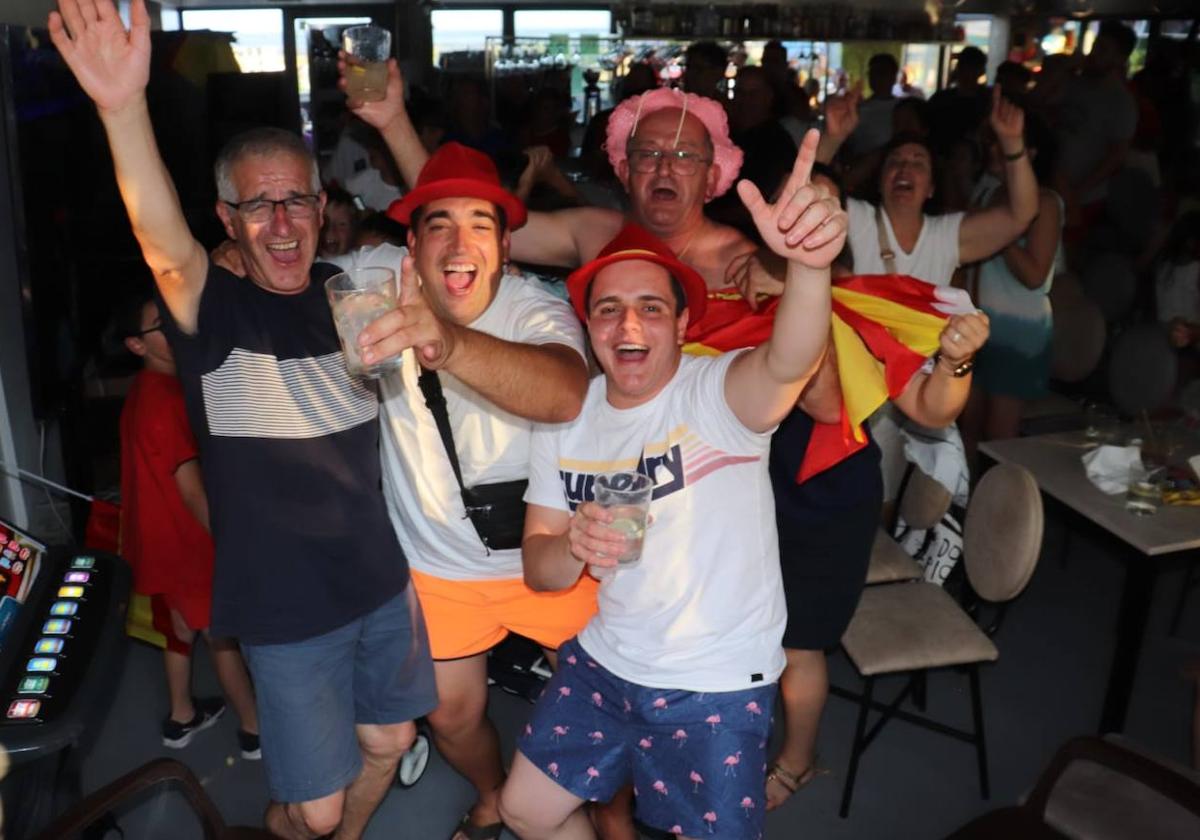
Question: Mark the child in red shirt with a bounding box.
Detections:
[119,294,260,757]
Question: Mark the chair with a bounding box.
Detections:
[34,757,275,839]
[943,735,1200,839]
[866,465,950,585]
[1020,289,1107,434]
[836,463,1044,817]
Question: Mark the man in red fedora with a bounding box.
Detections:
[50,2,437,838]
[496,133,846,840]
[353,141,594,840]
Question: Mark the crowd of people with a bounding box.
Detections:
[48,0,1199,838]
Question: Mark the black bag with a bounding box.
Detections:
[417,368,527,551]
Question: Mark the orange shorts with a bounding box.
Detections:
[410,569,599,661]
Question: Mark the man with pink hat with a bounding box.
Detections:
[351,140,597,840]
[496,132,845,840]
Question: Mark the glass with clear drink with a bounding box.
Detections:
[325,267,402,378]
[593,472,654,566]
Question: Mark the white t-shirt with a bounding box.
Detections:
[526,353,786,692]
[847,197,964,286]
[327,242,407,275]
[378,272,587,580]
[345,168,404,213]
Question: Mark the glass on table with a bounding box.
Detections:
[1083,403,1120,444]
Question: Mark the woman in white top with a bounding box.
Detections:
[817,85,1040,285]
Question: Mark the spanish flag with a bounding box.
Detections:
[683,274,953,482]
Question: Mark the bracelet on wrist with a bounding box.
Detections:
[934,350,975,377]
[1003,146,1026,162]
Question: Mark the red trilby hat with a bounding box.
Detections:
[387,142,527,230]
[566,223,707,323]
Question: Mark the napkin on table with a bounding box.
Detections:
[1082,445,1144,495]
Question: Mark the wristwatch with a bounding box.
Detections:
[934,351,975,377]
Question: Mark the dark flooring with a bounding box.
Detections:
[52,512,1200,838]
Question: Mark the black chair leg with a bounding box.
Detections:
[968,664,990,799]
[1169,562,1196,637]
[912,671,927,712]
[840,676,874,818]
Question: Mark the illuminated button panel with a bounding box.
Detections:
[3,552,106,727]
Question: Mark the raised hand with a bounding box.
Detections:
[725,252,784,312]
[989,86,1025,149]
[823,81,861,142]
[937,311,990,366]
[49,0,150,114]
[338,54,406,129]
[737,129,847,271]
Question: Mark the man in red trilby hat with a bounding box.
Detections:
[50,2,438,838]
[351,141,595,840]
[496,132,845,840]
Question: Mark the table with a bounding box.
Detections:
[979,432,1200,734]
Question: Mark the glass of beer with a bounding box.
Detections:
[325,267,403,378]
[342,25,391,102]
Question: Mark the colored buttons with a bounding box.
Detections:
[57,586,84,598]
[7,699,40,719]
[35,638,64,654]
[71,556,95,569]
[26,657,56,672]
[50,601,78,616]
[19,676,49,694]
[43,619,71,635]
[64,571,90,584]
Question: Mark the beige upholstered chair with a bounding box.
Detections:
[837,463,1044,817]
[866,466,951,585]
[943,735,1200,839]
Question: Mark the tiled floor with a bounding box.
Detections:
[50,513,1200,838]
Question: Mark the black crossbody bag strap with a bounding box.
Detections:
[416,366,470,496]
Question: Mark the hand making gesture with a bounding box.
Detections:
[737,128,847,272]
[989,86,1025,156]
[822,81,862,143]
[49,0,150,114]
[357,255,458,370]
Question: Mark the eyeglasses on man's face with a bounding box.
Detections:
[627,148,712,176]
[133,322,162,338]
[223,194,321,224]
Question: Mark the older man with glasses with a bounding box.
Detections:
[49,2,437,838]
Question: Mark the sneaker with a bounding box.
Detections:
[161,697,226,749]
[238,729,261,761]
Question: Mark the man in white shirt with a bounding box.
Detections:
[354,141,593,840]
[496,132,845,840]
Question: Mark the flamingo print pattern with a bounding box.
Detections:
[516,639,772,840]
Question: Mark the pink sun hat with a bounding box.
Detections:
[605,87,744,199]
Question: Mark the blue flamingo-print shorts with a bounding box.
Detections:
[517,637,776,839]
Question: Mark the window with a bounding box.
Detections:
[180,9,286,73]
[513,10,612,38]
[431,9,504,67]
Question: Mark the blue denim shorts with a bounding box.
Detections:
[241,584,437,803]
[518,638,776,840]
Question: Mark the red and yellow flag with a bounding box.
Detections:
[683,274,949,482]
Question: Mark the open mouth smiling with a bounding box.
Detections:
[442,260,478,295]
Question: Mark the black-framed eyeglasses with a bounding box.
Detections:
[627,148,712,176]
[133,322,163,338]
[223,194,321,223]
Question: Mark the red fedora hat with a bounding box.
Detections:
[386,142,527,230]
[566,223,707,323]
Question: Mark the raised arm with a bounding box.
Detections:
[358,256,588,422]
[958,89,1039,265]
[49,0,207,332]
[816,83,860,165]
[891,311,990,427]
[509,206,623,268]
[1000,189,1062,289]
[725,129,842,432]
[340,57,428,188]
